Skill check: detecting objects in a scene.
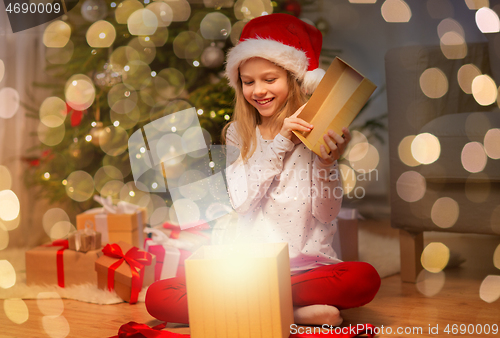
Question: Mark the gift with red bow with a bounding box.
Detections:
[26,239,103,287]
[95,241,156,304]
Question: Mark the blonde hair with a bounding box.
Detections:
[222,67,307,162]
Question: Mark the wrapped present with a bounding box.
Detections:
[77,196,147,249]
[26,239,103,287]
[185,242,293,338]
[68,224,102,252]
[95,241,156,304]
[144,234,192,281]
[148,221,211,252]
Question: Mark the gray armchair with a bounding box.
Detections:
[385,42,500,282]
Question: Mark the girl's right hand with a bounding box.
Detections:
[280,104,313,144]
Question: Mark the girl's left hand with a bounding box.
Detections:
[317,127,352,166]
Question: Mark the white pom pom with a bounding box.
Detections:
[302,68,326,94]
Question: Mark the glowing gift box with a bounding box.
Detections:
[185,242,293,338]
[293,57,377,156]
[95,241,156,304]
[76,196,147,249]
[26,240,103,287]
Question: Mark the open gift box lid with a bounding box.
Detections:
[293,57,377,156]
[95,241,156,287]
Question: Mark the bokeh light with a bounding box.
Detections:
[465,173,490,203]
[94,166,124,193]
[65,74,96,111]
[416,270,446,297]
[128,37,157,65]
[128,8,158,36]
[0,223,9,250]
[115,0,143,24]
[100,126,129,156]
[39,97,67,128]
[476,7,500,33]
[411,133,441,164]
[108,83,138,115]
[0,215,20,231]
[339,164,356,195]
[349,144,379,173]
[431,197,459,228]
[440,31,467,59]
[465,0,489,9]
[0,59,4,82]
[381,0,412,22]
[398,135,420,167]
[109,46,141,73]
[119,181,148,204]
[420,68,448,98]
[37,123,65,147]
[396,171,426,202]
[42,315,70,338]
[37,293,64,316]
[484,128,500,159]
[437,17,465,39]
[344,130,368,161]
[0,87,20,119]
[154,68,185,99]
[201,46,225,68]
[0,165,12,191]
[200,12,231,40]
[110,106,140,130]
[479,275,500,303]
[0,190,20,221]
[457,64,481,94]
[204,0,234,7]
[100,180,125,200]
[0,260,16,288]
[43,20,71,48]
[421,242,450,273]
[493,244,500,270]
[46,40,74,65]
[173,31,204,59]
[144,26,169,47]
[65,171,94,202]
[168,0,191,22]
[234,0,273,21]
[42,208,70,238]
[349,0,377,3]
[86,20,116,48]
[3,299,29,324]
[461,141,487,173]
[471,74,497,106]
[146,1,173,27]
[426,0,454,19]
[230,21,246,45]
[122,60,152,89]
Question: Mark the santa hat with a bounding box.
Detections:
[225,13,325,94]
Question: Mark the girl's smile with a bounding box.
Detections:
[239,57,288,121]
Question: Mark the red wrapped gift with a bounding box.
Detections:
[95,241,156,303]
[144,238,192,281]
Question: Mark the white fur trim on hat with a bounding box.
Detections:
[302,68,326,94]
[225,38,308,90]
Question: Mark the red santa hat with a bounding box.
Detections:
[225,13,325,94]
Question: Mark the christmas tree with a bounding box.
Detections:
[23,0,306,220]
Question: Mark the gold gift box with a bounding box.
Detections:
[293,57,377,156]
[185,242,293,338]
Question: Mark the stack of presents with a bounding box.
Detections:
[25,196,211,304]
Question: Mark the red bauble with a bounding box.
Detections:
[284,0,302,17]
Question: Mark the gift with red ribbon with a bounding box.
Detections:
[144,237,192,281]
[26,240,102,287]
[95,241,156,304]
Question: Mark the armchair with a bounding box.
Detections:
[385,42,500,282]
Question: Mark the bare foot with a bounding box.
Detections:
[293,305,343,326]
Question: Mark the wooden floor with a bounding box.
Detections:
[2,219,500,337]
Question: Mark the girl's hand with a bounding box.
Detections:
[280,104,312,144]
[317,127,352,166]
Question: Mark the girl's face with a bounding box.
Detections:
[239,57,289,120]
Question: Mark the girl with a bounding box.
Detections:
[146,13,380,326]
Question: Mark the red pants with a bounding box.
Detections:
[145,262,380,324]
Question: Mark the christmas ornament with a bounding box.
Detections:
[81,0,108,22]
[283,0,301,17]
[89,122,111,146]
[93,63,123,89]
[201,46,224,68]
